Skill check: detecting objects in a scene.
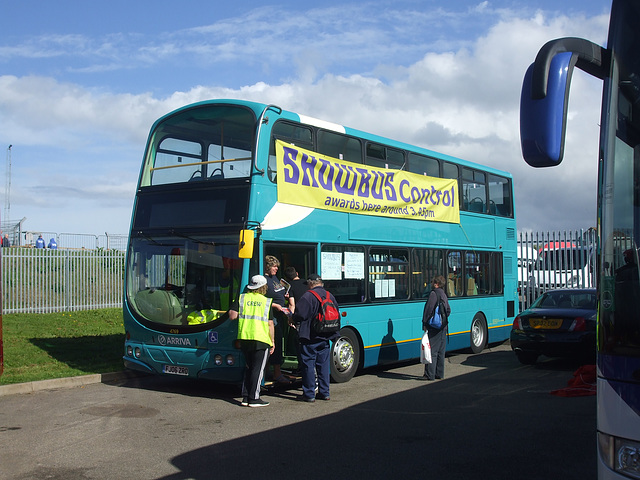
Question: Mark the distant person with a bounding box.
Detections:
[2,233,10,247]
[421,275,451,381]
[35,235,45,249]
[48,238,58,249]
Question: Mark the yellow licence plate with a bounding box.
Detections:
[530,318,563,329]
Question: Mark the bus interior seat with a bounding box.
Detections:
[209,167,224,179]
[467,277,477,296]
[134,289,183,325]
[447,274,456,296]
[468,198,485,213]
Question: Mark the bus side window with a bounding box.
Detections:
[462,168,487,213]
[408,152,439,177]
[269,122,314,183]
[318,130,363,164]
[488,174,513,217]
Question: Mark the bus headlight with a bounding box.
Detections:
[126,345,133,356]
[226,355,235,366]
[214,354,223,366]
[599,432,640,479]
[134,347,141,359]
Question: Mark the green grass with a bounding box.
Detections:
[0,308,124,386]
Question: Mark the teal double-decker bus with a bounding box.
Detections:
[123,99,517,384]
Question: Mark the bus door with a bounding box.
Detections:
[263,242,317,369]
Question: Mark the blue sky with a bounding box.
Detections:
[0,0,612,238]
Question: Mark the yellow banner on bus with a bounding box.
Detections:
[275,140,460,224]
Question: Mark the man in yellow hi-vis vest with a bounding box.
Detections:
[228,275,275,407]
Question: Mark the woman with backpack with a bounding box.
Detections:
[421,275,451,381]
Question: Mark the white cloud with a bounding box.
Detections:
[0,5,611,235]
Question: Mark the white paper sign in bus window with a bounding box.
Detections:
[321,252,342,280]
[344,252,365,279]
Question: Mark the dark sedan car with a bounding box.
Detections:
[510,288,597,365]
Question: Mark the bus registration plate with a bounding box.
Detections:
[163,365,189,376]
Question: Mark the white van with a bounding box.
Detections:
[530,245,595,293]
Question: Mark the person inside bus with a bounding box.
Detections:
[284,266,308,370]
[421,275,451,381]
[264,255,292,384]
[283,267,308,312]
[227,275,275,407]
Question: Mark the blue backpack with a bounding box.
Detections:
[428,300,448,329]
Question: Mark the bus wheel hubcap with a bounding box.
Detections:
[472,322,483,346]
[333,338,354,372]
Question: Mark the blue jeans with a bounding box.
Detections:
[300,338,331,399]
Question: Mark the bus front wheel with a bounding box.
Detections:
[470,314,487,354]
[330,329,360,383]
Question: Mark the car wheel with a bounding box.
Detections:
[330,329,360,383]
[516,351,539,365]
[470,314,487,354]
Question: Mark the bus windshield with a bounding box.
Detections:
[140,104,256,186]
[126,233,243,331]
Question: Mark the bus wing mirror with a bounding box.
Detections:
[520,37,608,168]
[520,51,576,167]
[238,229,254,259]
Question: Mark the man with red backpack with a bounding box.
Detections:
[292,274,341,402]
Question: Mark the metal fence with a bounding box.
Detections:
[2,228,598,314]
[518,229,598,312]
[0,218,128,250]
[1,247,125,313]
[21,232,128,251]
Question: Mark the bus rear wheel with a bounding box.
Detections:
[330,329,360,383]
[470,314,487,354]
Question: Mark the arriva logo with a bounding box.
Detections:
[157,335,192,346]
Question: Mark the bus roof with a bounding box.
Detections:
[152,98,513,180]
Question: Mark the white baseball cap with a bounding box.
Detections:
[247,275,267,290]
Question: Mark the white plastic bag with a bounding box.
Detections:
[420,331,432,364]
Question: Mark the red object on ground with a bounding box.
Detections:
[551,365,596,397]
